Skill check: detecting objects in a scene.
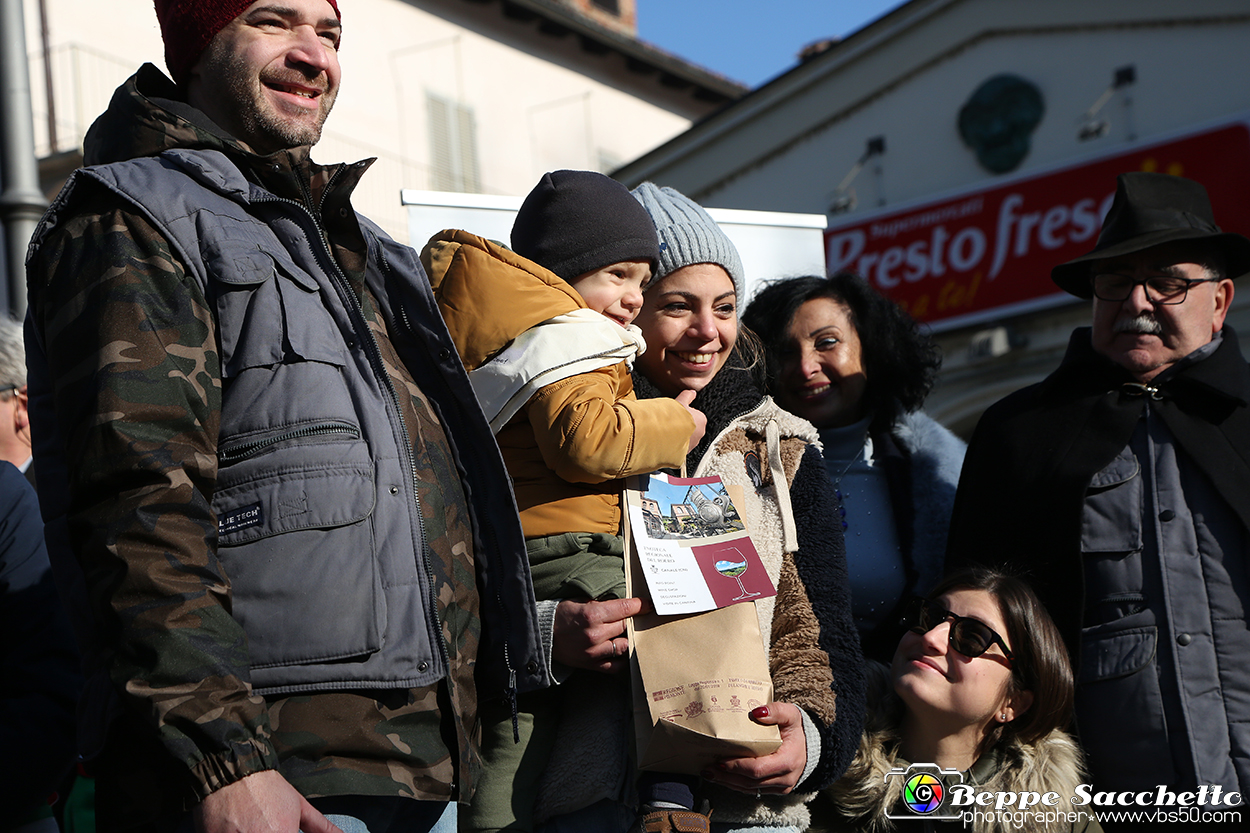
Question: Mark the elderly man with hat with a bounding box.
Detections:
[947,172,1250,798]
[24,1,543,831]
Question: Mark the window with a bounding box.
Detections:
[427,93,481,193]
[591,0,620,15]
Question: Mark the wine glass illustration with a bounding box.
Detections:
[715,547,760,601]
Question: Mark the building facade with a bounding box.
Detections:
[613,0,1250,436]
[20,0,742,241]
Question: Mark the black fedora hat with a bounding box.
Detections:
[1051,172,1250,298]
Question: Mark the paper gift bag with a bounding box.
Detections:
[625,494,782,774]
[628,605,783,774]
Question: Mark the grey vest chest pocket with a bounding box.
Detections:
[212,436,381,671]
[207,248,383,671]
[208,249,346,375]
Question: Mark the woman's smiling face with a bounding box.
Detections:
[892,588,1024,736]
[634,263,739,396]
[776,296,867,429]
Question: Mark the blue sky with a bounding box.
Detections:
[636,0,907,88]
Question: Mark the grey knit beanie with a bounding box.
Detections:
[631,182,745,299]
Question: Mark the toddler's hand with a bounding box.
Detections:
[676,389,707,452]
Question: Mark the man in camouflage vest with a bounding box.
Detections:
[24,2,542,831]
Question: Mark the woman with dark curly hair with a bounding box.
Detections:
[743,274,965,662]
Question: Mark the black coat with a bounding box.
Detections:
[946,326,1250,656]
[0,462,80,811]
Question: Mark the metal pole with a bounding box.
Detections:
[38,0,58,151]
[1,0,49,319]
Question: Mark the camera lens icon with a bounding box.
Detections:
[903,772,945,814]
[885,763,964,820]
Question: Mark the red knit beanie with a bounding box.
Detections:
[154,0,342,86]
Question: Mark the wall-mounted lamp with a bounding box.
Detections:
[967,325,1027,362]
[829,136,885,214]
[1077,65,1135,141]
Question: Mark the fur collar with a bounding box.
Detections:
[888,411,966,597]
[830,728,1089,832]
[827,670,1090,833]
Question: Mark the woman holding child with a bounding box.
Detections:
[536,184,867,833]
[423,171,703,833]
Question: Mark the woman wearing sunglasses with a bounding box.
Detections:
[815,568,1103,832]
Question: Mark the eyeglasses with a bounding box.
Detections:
[1091,274,1219,305]
[903,599,1014,665]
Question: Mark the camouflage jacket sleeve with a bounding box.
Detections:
[27,182,279,798]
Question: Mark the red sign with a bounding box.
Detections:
[824,122,1250,330]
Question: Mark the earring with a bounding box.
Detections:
[1000,713,1008,722]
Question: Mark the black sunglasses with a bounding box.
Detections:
[903,598,1014,665]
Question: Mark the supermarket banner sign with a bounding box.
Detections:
[824,121,1250,330]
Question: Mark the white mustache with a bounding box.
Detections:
[1114,315,1163,335]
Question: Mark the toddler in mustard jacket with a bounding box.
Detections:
[422,170,703,832]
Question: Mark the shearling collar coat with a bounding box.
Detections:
[824,723,1097,832]
[822,668,1100,833]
